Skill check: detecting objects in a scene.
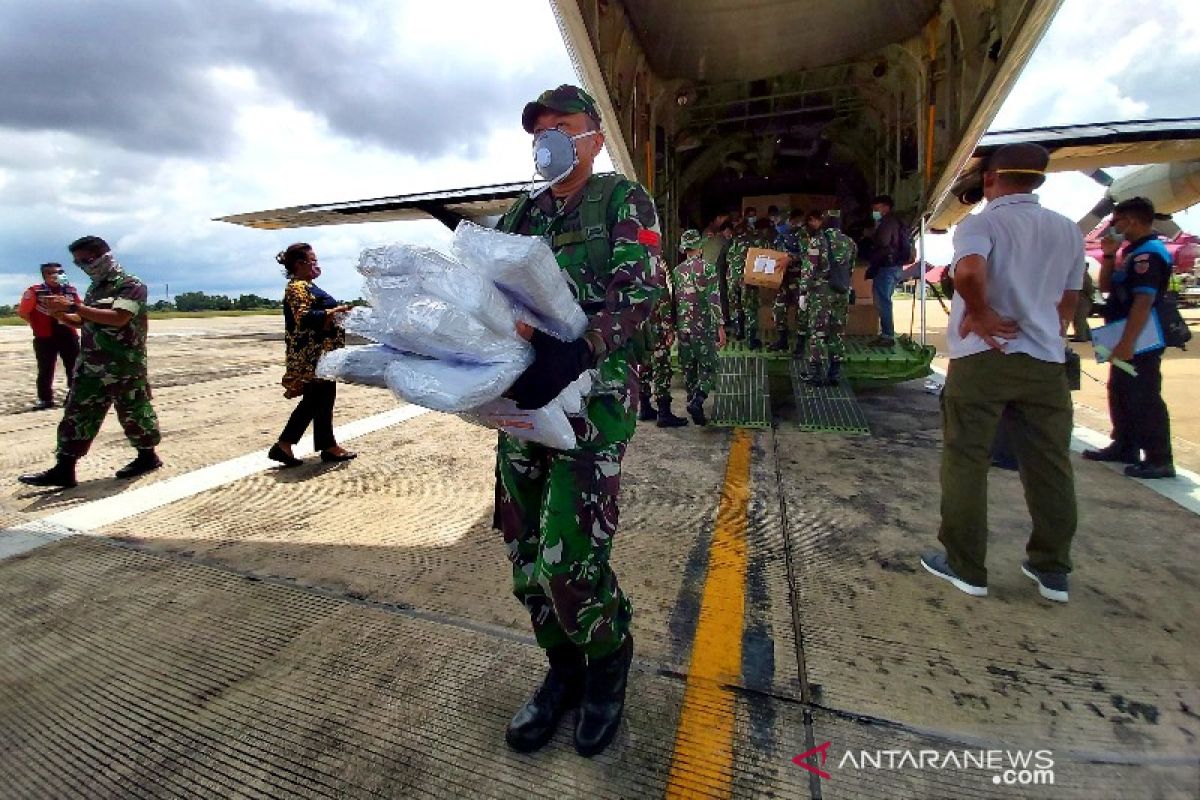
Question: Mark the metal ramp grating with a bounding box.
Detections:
[711,353,771,428]
[789,360,871,435]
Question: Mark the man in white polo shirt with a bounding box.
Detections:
[921,143,1085,603]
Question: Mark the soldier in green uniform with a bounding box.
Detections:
[801,211,858,384]
[494,85,662,758]
[637,257,688,427]
[771,210,815,354]
[724,221,752,342]
[19,236,162,489]
[742,216,778,349]
[676,229,726,425]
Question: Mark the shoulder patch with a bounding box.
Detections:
[637,229,660,247]
[1134,254,1150,274]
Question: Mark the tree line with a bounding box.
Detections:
[2,291,367,316]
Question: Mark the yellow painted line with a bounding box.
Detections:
[665,428,752,799]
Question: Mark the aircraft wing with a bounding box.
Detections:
[928,117,1200,231]
[215,180,532,230]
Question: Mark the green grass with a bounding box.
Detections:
[0,309,281,326]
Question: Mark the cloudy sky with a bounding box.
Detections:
[1,0,1197,302]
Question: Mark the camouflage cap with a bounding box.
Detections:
[679,228,702,252]
[522,84,602,133]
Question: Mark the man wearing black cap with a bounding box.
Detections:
[494,84,663,757]
[921,143,1085,604]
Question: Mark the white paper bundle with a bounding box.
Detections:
[383,354,528,413]
[315,344,399,388]
[342,302,529,366]
[463,397,577,450]
[451,221,588,341]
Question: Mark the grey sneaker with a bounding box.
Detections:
[920,551,987,597]
[1021,561,1068,603]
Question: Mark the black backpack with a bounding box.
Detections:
[1156,292,1192,349]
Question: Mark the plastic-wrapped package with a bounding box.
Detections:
[342,302,529,366]
[556,371,594,416]
[382,353,527,413]
[356,244,461,278]
[451,221,588,341]
[463,397,577,450]
[363,269,515,339]
[315,344,402,388]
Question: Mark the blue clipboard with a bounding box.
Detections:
[1091,310,1165,362]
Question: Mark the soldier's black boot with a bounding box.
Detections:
[18,456,77,489]
[825,356,842,386]
[803,359,825,385]
[793,335,808,360]
[686,392,707,426]
[505,644,584,753]
[574,635,633,757]
[656,399,689,428]
[768,330,789,352]
[115,448,163,480]
[637,393,656,421]
[747,333,762,351]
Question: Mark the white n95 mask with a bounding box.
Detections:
[531,128,596,197]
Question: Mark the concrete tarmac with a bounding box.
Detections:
[1,316,1197,798]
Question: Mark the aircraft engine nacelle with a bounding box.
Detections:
[1109,161,1200,215]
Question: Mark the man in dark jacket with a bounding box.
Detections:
[867,194,909,346]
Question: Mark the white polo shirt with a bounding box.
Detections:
[947,193,1085,363]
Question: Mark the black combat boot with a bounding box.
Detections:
[656,398,689,428]
[638,392,656,421]
[792,335,808,360]
[747,333,762,351]
[686,392,707,426]
[803,359,825,385]
[825,356,842,386]
[768,330,789,352]
[734,316,746,342]
[115,448,163,480]
[18,456,77,489]
[574,635,634,757]
[505,644,585,753]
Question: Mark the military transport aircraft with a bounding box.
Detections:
[218,0,1200,411]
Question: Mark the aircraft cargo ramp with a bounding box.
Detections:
[1,317,1198,799]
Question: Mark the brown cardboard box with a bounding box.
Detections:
[846,304,880,336]
[741,247,789,289]
[851,266,873,304]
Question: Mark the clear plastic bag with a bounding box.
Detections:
[462,397,577,450]
[315,344,402,388]
[342,302,529,366]
[360,248,517,338]
[451,221,588,341]
[383,353,528,413]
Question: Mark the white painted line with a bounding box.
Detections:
[1,404,431,560]
[923,367,1200,516]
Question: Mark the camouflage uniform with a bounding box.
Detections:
[742,230,777,343]
[494,170,662,660]
[725,231,751,338]
[56,256,160,458]
[675,238,722,397]
[805,229,858,368]
[772,228,816,344]
[637,266,674,403]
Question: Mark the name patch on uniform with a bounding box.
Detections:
[637,229,660,247]
[1134,254,1151,274]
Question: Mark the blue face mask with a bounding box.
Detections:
[871,210,883,222]
[531,128,597,197]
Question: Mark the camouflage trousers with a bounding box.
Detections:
[741,285,762,341]
[57,372,161,459]
[772,265,807,337]
[805,288,850,365]
[637,322,674,403]
[495,433,632,660]
[678,327,718,397]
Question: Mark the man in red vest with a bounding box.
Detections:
[17,263,82,410]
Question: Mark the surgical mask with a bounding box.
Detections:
[531,128,597,197]
[871,210,883,222]
[45,271,67,286]
[745,216,756,226]
[76,252,118,280]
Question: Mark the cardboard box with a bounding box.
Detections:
[741,247,789,289]
[846,304,880,336]
[851,267,873,305]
